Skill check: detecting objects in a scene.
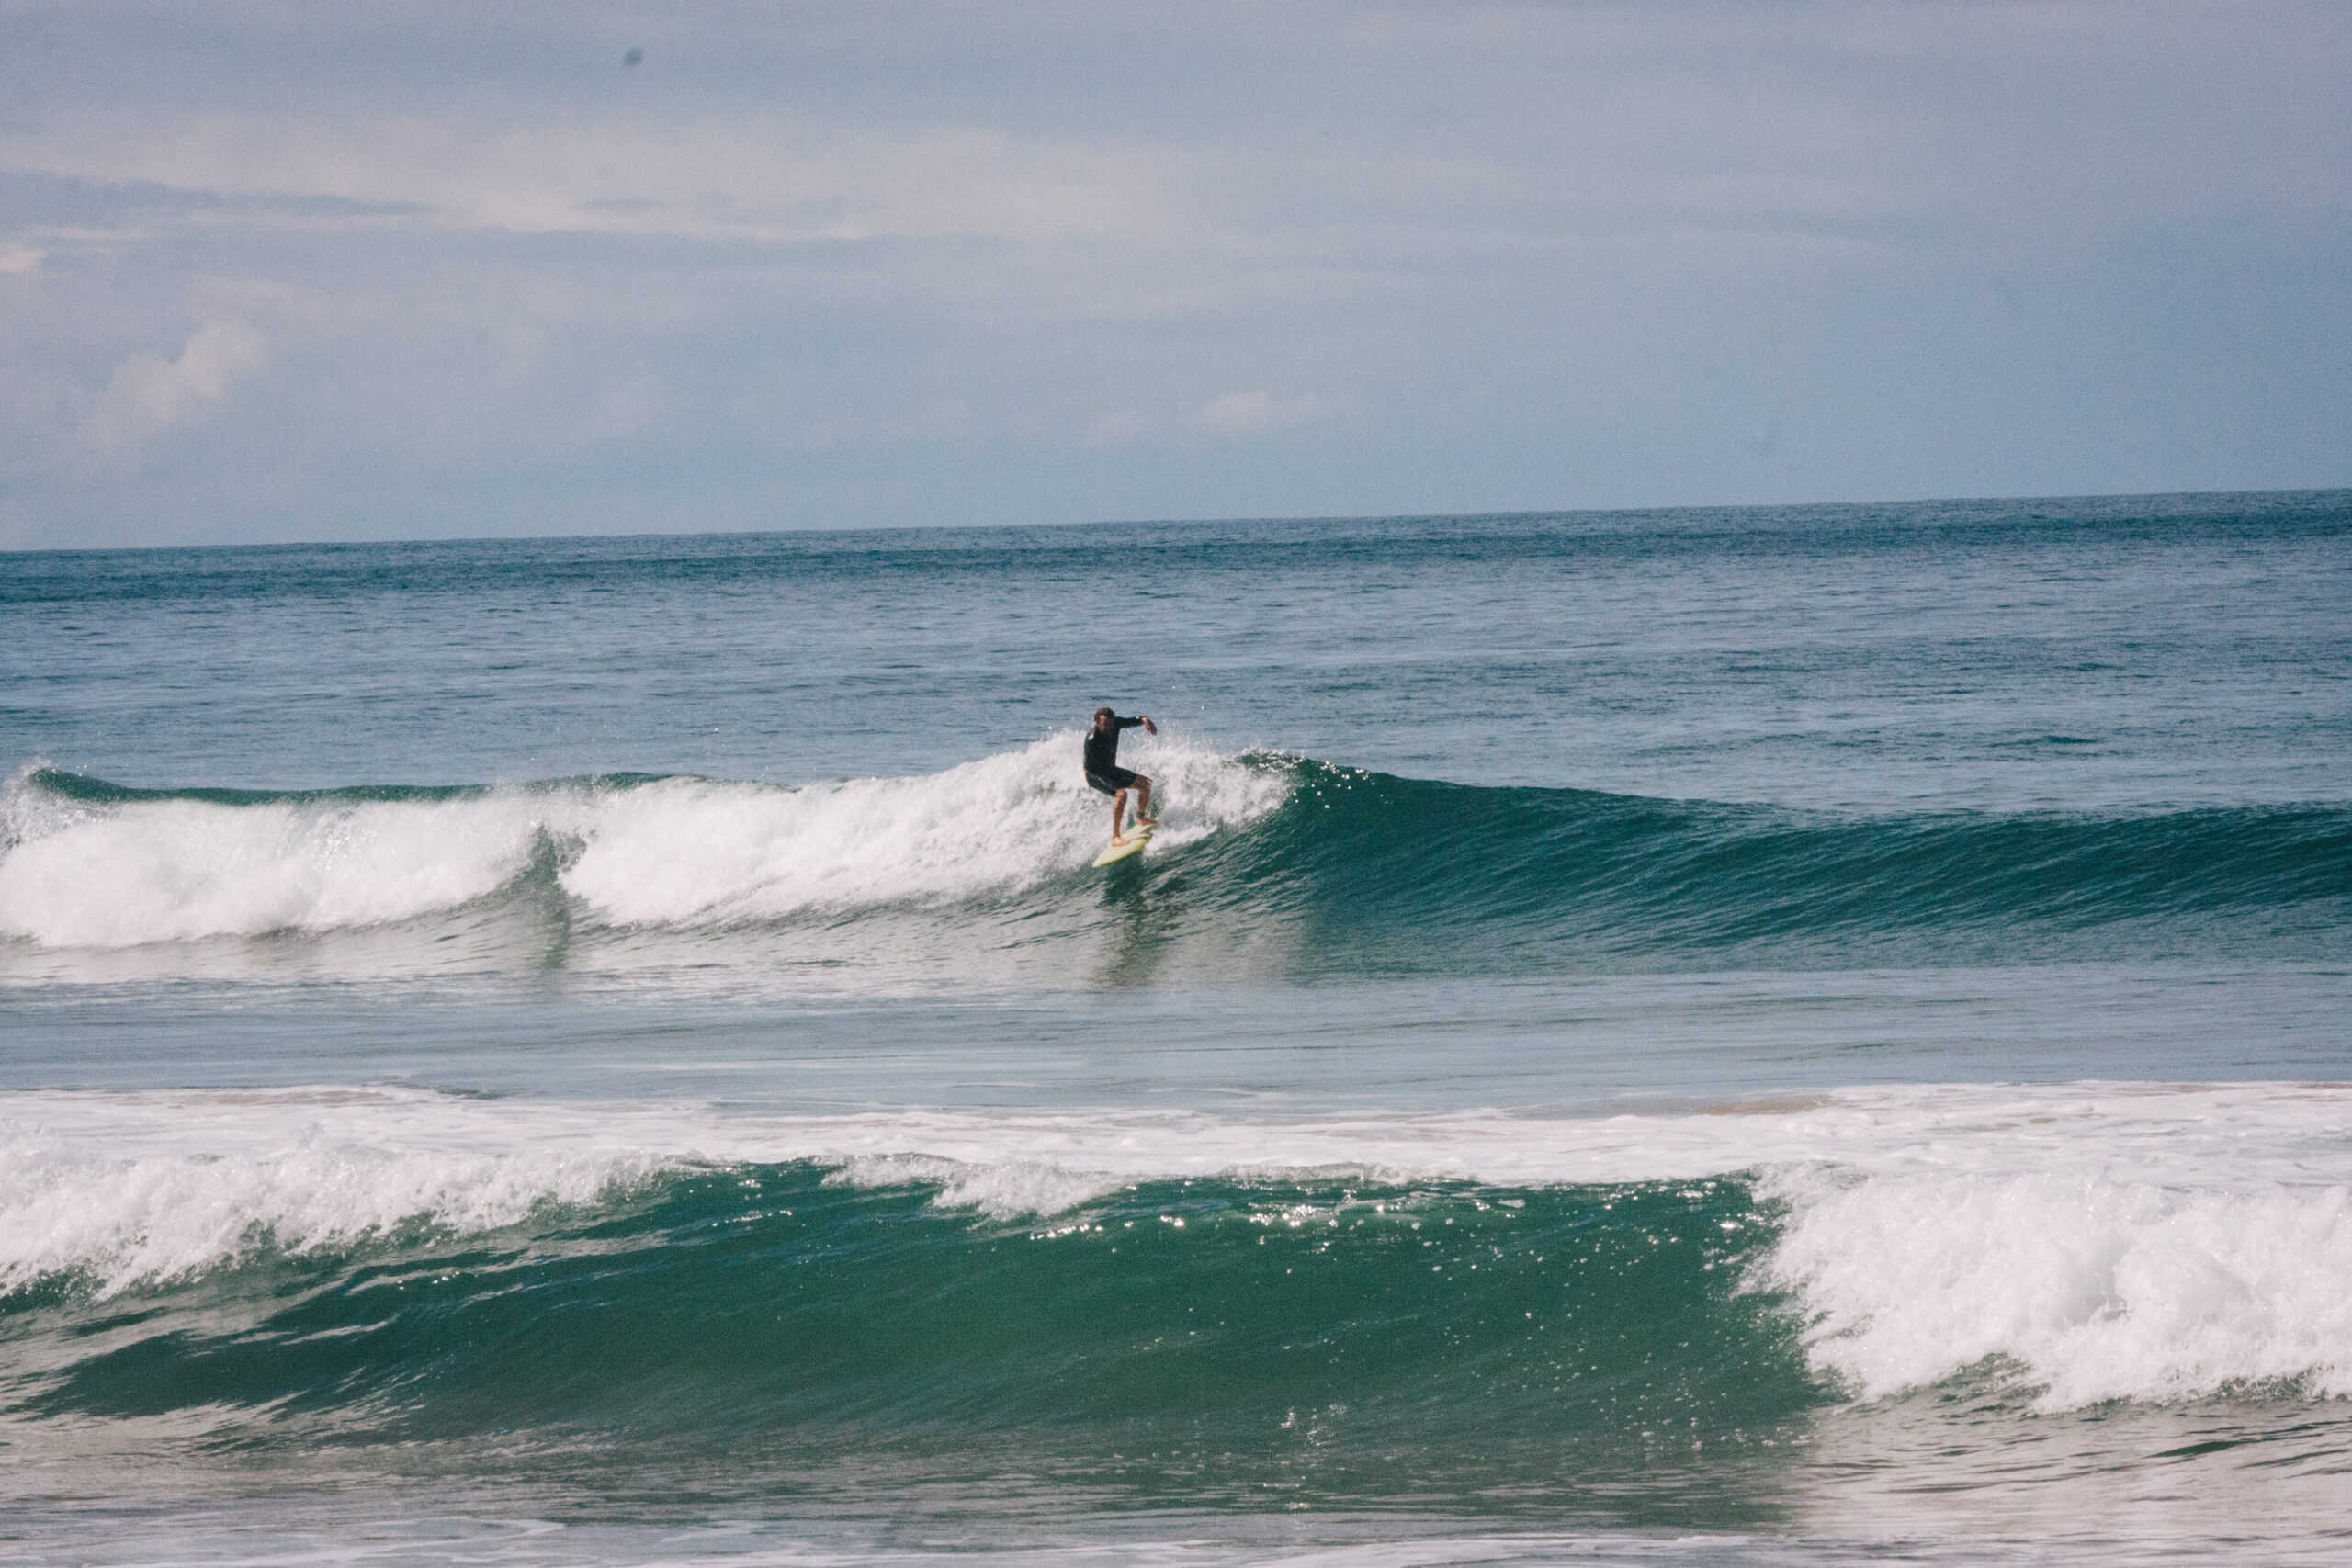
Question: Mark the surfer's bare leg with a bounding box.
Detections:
[1110,787,1130,843]
[1134,776,1155,825]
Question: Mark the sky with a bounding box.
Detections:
[2,0,2347,549]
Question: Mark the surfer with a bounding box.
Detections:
[1085,706,1158,843]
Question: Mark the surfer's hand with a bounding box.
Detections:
[1143,717,1158,735]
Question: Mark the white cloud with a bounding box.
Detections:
[85,319,267,448]
[1193,390,1329,438]
[0,246,43,275]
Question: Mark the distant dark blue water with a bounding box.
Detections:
[3,491,2348,1567]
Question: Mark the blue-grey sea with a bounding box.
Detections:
[3,491,2348,1566]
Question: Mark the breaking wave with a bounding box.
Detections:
[5,1082,2348,1424]
[2,741,2343,977]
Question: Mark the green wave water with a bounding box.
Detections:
[9,1167,1811,1512]
[1199,761,2352,966]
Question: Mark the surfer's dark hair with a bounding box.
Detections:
[1095,706,1114,722]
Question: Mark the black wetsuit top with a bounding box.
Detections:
[1084,716,1144,784]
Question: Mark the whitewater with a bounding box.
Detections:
[4,493,2349,1567]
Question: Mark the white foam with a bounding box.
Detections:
[1758,1168,2352,1408]
[0,775,548,948]
[823,1154,1125,1220]
[560,734,1283,927]
[0,737,1286,948]
[0,1090,665,1295]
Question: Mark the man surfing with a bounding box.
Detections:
[1085,706,1158,844]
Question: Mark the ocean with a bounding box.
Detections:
[2,491,2347,1566]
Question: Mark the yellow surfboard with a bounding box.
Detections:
[1091,822,1154,867]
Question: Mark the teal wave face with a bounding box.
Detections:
[1183,761,2352,973]
[10,1168,1814,1505]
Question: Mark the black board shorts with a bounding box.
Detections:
[1086,766,1139,795]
